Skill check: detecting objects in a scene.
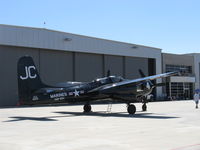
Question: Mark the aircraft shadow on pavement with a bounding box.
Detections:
[4,116,58,122]
[54,111,179,119]
[4,111,179,122]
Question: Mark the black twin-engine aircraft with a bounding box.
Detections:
[18,56,180,114]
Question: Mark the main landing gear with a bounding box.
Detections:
[142,103,147,111]
[83,102,147,114]
[142,97,148,112]
[127,104,136,114]
[127,103,147,114]
[83,103,92,113]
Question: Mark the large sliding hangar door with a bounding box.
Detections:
[0,45,40,106]
[104,55,124,77]
[75,53,103,81]
[40,50,74,84]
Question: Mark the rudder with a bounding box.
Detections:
[17,56,44,104]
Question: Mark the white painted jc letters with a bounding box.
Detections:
[20,66,37,80]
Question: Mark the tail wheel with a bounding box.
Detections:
[142,103,147,111]
[127,104,136,114]
[83,104,92,113]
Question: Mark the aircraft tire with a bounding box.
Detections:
[127,104,136,114]
[83,104,91,113]
[142,103,147,111]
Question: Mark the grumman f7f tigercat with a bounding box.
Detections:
[18,56,180,114]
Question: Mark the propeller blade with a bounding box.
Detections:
[138,69,146,77]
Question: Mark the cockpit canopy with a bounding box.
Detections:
[93,76,124,84]
[109,76,124,83]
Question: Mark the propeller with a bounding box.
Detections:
[138,69,154,89]
[138,69,146,77]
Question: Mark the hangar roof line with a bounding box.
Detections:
[0,24,161,59]
[0,24,162,50]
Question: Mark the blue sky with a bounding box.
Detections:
[0,0,200,54]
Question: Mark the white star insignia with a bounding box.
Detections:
[73,89,80,97]
[146,82,151,89]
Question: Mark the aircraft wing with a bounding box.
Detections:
[110,71,178,87]
[89,71,179,93]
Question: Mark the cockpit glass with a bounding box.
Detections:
[99,79,107,84]
[110,76,124,83]
[93,77,107,84]
[93,76,124,84]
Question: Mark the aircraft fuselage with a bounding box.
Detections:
[26,78,153,105]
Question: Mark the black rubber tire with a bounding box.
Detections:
[83,104,91,113]
[142,103,147,111]
[127,104,136,114]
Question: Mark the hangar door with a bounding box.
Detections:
[40,50,73,85]
[0,45,40,106]
[104,55,124,77]
[125,56,148,79]
[75,53,103,82]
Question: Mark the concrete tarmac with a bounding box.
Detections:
[0,100,200,150]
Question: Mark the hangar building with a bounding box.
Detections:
[162,53,195,100]
[0,24,162,106]
[162,53,200,100]
[186,53,200,90]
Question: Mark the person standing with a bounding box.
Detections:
[193,92,199,109]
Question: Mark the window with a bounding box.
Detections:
[166,82,193,99]
[166,64,192,75]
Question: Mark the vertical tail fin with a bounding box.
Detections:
[17,56,44,104]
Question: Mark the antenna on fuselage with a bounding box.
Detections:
[106,70,111,77]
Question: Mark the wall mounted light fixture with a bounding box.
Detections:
[131,45,138,49]
[64,38,72,41]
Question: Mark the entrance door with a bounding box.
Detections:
[184,89,190,100]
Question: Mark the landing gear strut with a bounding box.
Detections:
[142,96,148,111]
[127,104,136,115]
[142,103,147,111]
[83,104,92,113]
